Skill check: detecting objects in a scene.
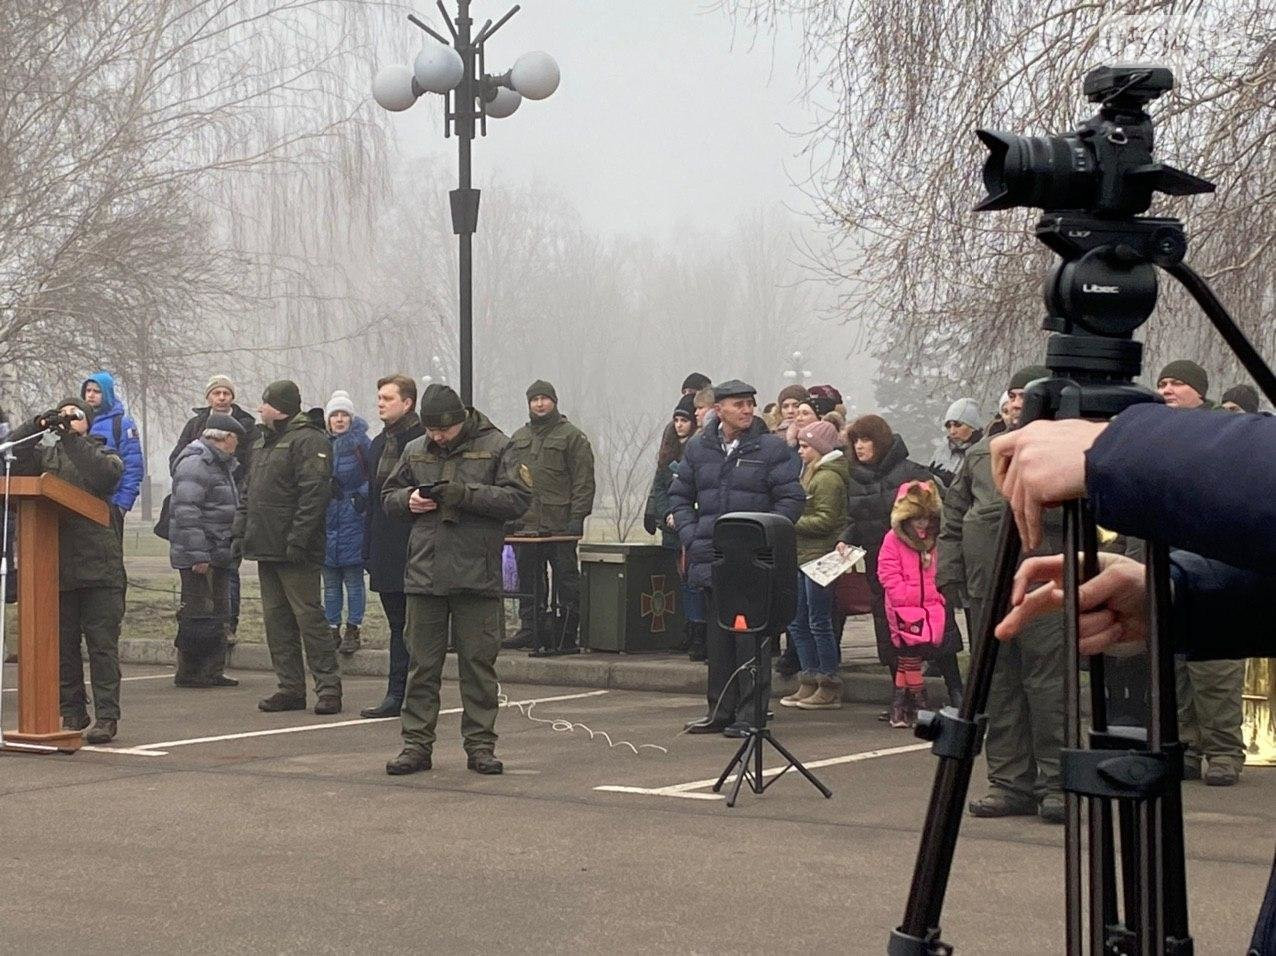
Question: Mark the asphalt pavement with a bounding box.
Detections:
[1,663,1271,953]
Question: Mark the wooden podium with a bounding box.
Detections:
[4,473,109,754]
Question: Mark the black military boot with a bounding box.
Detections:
[386,748,431,775]
[258,692,306,712]
[84,719,117,744]
[63,710,91,732]
[314,694,342,716]
[467,751,504,775]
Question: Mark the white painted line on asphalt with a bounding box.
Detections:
[88,690,610,757]
[2,672,176,694]
[595,741,932,801]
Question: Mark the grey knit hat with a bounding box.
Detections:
[942,398,981,430]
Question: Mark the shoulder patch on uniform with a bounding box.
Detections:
[518,463,533,488]
[126,427,138,440]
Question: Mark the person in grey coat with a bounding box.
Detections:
[169,413,245,687]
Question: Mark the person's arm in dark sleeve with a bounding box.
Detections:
[61,434,124,498]
[667,454,697,548]
[461,443,533,521]
[1088,404,1276,573]
[1170,549,1276,660]
[169,417,197,476]
[286,435,331,557]
[567,431,595,529]
[935,455,973,594]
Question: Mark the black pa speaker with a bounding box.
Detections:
[711,512,798,635]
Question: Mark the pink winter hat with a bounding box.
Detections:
[799,421,840,456]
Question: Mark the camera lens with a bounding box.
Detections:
[975,129,1095,212]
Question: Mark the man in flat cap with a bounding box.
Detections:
[505,379,595,654]
[668,379,805,737]
[233,380,342,715]
[381,385,531,776]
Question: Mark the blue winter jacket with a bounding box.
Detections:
[667,416,805,589]
[324,416,371,567]
[82,371,143,511]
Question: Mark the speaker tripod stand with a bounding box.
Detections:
[711,631,832,808]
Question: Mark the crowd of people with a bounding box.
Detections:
[6,357,1263,803]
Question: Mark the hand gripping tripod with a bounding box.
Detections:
[888,212,1276,955]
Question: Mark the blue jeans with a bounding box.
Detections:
[682,584,706,624]
[323,565,366,627]
[787,573,839,677]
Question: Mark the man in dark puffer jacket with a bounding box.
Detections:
[169,413,245,688]
[669,379,805,736]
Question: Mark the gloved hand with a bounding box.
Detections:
[351,492,368,514]
[940,585,966,610]
[566,517,585,537]
[436,481,466,507]
[285,545,308,565]
[642,514,659,536]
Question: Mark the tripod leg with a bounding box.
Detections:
[894,509,1021,948]
[727,736,759,808]
[765,733,832,798]
[1062,504,1085,955]
[713,735,753,793]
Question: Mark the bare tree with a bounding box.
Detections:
[716,1,1274,398]
[581,408,664,542]
[0,0,399,417]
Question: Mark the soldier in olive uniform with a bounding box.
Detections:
[505,380,595,652]
[10,397,125,743]
[382,385,531,776]
[232,380,342,714]
[937,365,1068,825]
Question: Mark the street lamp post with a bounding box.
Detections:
[783,350,813,389]
[372,2,560,406]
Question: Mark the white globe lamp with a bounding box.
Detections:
[510,51,560,100]
[413,43,464,94]
[371,65,418,112]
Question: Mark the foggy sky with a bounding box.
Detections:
[388,1,816,240]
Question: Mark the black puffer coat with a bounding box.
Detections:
[169,439,239,569]
[838,434,934,590]
[364,411,425,593]
[667,417,805,589]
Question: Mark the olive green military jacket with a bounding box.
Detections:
[233,411,331,564]
[382,410,531,596]
[10,422,124,591]
[509,412,595,534]
[936,435,1061,601]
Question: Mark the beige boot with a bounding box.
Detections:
[796,674,843,710]
[780,673,819,707]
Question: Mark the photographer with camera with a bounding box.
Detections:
[380,384,531,776]
[9,398,125,743]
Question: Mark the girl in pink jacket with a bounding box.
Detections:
[877,480,947,727]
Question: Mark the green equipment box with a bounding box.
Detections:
[579,543,686,653]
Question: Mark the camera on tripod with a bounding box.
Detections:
[975,64,1212,217]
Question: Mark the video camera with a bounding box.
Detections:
[975,64,1213,217]
[36,407,86,435]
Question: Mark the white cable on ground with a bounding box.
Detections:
[498,684,669,756]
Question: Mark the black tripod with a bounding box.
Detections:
[888,209,1276,954]
[712,632,832,808]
